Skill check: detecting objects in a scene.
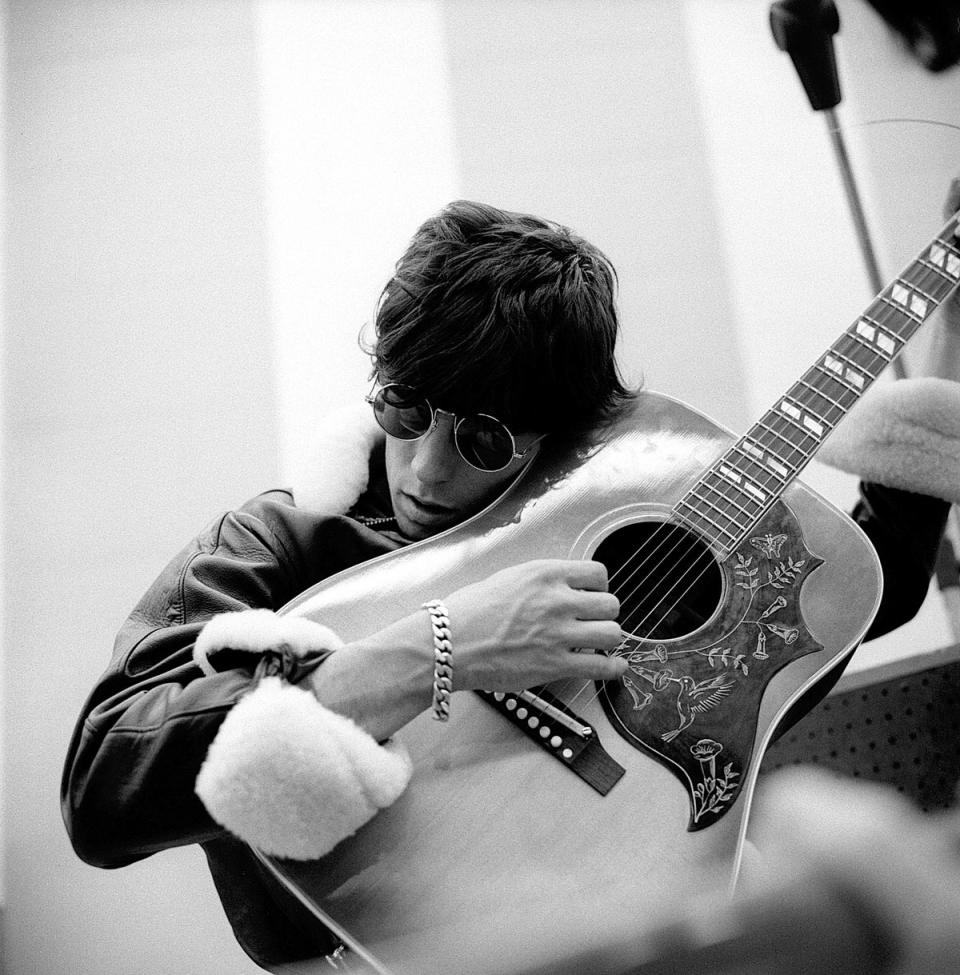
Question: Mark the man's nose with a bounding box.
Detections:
[410,412,458,482]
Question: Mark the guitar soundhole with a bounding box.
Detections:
[593,520,722,641]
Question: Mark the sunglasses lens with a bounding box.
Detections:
[456,415,515,471]
[371,386,520,472]
[373,385,432,440]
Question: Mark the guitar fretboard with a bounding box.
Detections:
[675,216,960,556]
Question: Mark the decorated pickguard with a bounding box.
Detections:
[599,499,824,830]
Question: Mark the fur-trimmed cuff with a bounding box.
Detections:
[819,377,960,505]
[288,402,384,515]
[196,676,413,860]
[193,608,344,677]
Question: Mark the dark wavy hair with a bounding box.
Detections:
[369,200,636,435]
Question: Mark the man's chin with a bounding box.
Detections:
[394,508,450,541]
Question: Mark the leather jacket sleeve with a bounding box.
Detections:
[61,489,392,868]
[854,481,951,642]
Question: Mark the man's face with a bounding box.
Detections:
[384,412,543,541]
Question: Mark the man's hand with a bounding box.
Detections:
[444,559,628,692]
[306,558,627,742]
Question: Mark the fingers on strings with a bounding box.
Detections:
[562,559,609,592]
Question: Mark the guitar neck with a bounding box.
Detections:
[675,213,960,557]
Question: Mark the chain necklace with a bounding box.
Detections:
[354,513,398,530]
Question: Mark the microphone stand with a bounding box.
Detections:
[770,0,960,641]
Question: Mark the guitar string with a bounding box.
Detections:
[527,222,957,714]
[551,411,819,714]
[558,390,851,715]
[552,520,710,705]
[598,224,960,644]
[555,225,960,716]
[557,410,819,714]
[556,317,885,709]
[562,226,960,712]
[575,240,956,704]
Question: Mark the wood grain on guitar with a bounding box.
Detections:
[266,217,960,975]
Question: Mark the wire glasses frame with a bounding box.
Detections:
[367,383,541,473]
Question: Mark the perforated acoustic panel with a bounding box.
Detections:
[760,659,960,812]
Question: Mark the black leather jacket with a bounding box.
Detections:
[60,476,949,967]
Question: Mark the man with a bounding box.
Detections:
[61,199,955,967]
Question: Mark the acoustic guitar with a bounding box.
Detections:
[267,820,960,975]
[262,214,960,975]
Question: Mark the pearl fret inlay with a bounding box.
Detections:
[673,216,960,556]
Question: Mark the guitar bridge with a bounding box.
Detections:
[475,687,625,796]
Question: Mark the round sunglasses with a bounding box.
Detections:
[368,383,541,473]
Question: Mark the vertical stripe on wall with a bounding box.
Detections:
[255,0,460,484]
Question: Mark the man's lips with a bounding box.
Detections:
[401,492,454,520]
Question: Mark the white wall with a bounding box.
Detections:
[3,2,276,972]
[3,1,959,973]
[256,0,461,481]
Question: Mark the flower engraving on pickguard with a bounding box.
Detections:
[599,503,827,832]
[689,738,739,823]
[734,535,804,660]
[736,534,806,593]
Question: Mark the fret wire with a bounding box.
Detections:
[755,418,811,457]
[863,300,906,331]
[737,437,798,479]
[727,444,793,488]
[675,220,958,551]
[761,413,816,450]
[923,237,957,263]
[906,262,956,298]
[755,418,814,465]
[690,484,753,524]
[701,467,770,512]
[701,467,762,507]
[847,328,894,361]
[859,312,906,350]
[878,294,923,324]
[834,332,882,370]
[672,505,713,542]
[838,331,891,374]
[801,365,861,408]
[813,359,861,396]
[874,293,920,326]
[918,256,960,290]
[895,275,937,303]
[672,508,731,557]
[826,345,873,378]
[792,377,846,415]
[782,393,835,432]
[674,502,739,543]
[772,396,833,441]
[699,447,790,531]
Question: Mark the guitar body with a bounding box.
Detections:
[269,389,882,975]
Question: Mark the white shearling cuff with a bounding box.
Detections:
[289,402,384,515]
[820,377,960,505]
[193,608,344,677]
[196,676,413,860]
